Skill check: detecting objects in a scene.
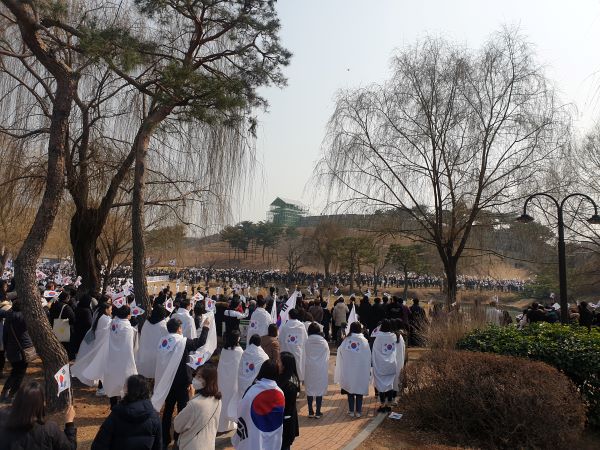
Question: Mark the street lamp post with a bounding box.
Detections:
[516,193,600,323]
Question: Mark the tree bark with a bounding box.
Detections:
[131,107,171,311]
[14,77,75,410]
[69,209,102,293]
[444,257,458,310]
[2,0,78,411]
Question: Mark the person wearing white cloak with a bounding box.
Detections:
[304,323,329,419]
[278,309,308,382]
[135,305,169,378]
[217,330,244,433]
[372,319,399,413]
[171,297,197,339]
[102,305,138,407]
[246,296,271,344]
[232,359,285,450]
[334,321,371,418]
[71,302,112,395]
[230,334,269,421]
[151,316,210,448]
[392,319,407,405]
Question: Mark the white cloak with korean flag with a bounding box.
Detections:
[218,346,244,433]
[238,344,269,396]
[372,331,399,392]
[304,334,330,397]
[71,314,111,386]
[278,318,308,381]
[172,308,197,339]
[231,378,285,450]
[136,318,169,378]
[246,307,271,344]
[102,318,138,398]
[334,333,371,396]
[394,333,406,392]
[151,332,186,411]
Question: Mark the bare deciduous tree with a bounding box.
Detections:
[319,30,568,307]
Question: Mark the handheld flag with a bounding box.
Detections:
[43,290,59,298]
[54,363,71,397]
[130,300,145,317]
[205,297,216,313]
[345,303,357,336]
[278,291,298,326]
[164,298,174,313]
[270,296,277,324]
[112,296,126,309]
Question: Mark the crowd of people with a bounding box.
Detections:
[0,276,413,450]
[0,262,597,449]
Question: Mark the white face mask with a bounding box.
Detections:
[192,378,205,390]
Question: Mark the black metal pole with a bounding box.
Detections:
[556,206,569,323]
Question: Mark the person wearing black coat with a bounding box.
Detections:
[49,292,76,359]
[91,375,161,450]
[72,294,93,356]
[277,352,300,450]
[357,296,374,334]
[0,299,34,403]
[0,381,77,450]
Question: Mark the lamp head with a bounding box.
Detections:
[516,213,534,224]
[587,214,600,225]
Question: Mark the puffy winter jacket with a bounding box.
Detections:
[91,399,161,450]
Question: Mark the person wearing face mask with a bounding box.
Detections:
[151,316,210,448]
[173,366,222,450]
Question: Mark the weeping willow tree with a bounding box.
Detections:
[80,0,291,307]
[318,30,569,308]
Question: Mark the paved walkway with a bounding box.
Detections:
[216,353,381,450]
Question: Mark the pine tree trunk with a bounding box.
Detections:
[131,108,171,312]
[13,77,76,411]
[70,209,102,293]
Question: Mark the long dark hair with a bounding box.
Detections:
[7,382,46,429]
[92,302,111,332]
[224,330,240,350]
[278,351,300,389]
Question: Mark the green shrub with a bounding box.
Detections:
[458,323,600,428]
[404,350,586,449]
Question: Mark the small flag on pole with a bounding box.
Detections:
[164,298,174,313]
[130,300,145,317]
[54,363,71,397]
[112,296,126,309]
[345,303,357,336]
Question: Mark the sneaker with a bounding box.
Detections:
[385,406,392,412]
[377,406,386,413]
[355,412,362,418]
[95,387,106,397]
[308,412,315,418]
[348,411,355,417]
[315,413,322,419]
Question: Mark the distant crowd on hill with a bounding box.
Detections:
[2,261,529,296]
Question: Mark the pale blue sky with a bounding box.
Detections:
[234,0,600,223]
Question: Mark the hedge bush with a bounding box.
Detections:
[458,323,600,428]
[403,351,586,449]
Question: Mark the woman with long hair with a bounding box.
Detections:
[174,365,222,450]
[277,352,300,450]
[0,381,77,449]
[71,301,112,397]
[91,375,161,450]
[304,322,329,418]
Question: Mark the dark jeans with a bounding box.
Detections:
[0,350,5,375]
[379,390,393,403]
[1,360,27,399]
[347,394,363,413]
[162,384,190,446]
[307,396,322,415]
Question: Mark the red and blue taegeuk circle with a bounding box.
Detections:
[250,389,285,432]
